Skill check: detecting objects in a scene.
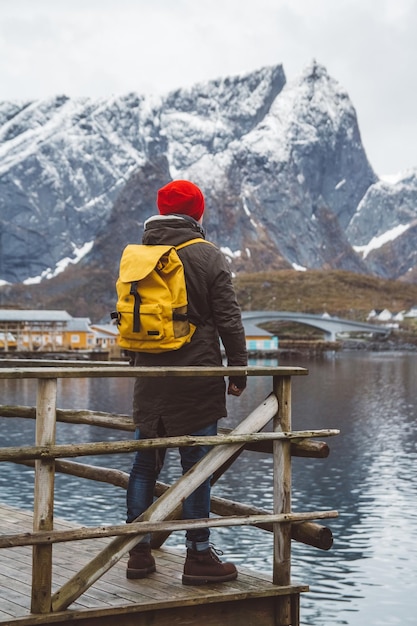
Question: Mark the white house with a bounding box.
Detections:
[367,309,393,322]
[89,323,119,350]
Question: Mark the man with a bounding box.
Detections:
[126,179,248,585]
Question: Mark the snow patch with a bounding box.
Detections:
[242,197,251,217]
[23,241,94,284]
[220,247,242,259]
[379,170,413,184]
[353,224,410,259]
[292,262,307,271]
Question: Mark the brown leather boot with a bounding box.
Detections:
[182,546,238,585]
[126,542,156,579]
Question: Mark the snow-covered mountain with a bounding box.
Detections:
[0,91,162,283]
[347,171,417,281]
[0,60,416,305]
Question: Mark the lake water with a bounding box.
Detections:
[1,351,417,625]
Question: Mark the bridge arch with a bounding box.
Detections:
[241,311,390,342]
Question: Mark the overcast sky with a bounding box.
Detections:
[1,0,416,177]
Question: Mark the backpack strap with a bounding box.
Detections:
[130,281,141,332]
[174,238,216,328]
[175,238,216,251]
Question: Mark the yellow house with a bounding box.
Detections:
[62,318,95,350]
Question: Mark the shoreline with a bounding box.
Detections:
[1,334,417,365]
[248,336,417,359]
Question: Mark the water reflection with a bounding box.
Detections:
[1,353,417,625]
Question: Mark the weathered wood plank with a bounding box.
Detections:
[0,505,309,626]
[1,407,329,460]
[16,458,130,489]
[0,511,148,611]
[0,573,32,614]
[0,429,339,462]
[0,405,134,431]
[207,495,335,550]
[0,509,338,548]
[31,378,57,614]
[1,408,330,460]
[7,461,334,551]
[0,365,308,380]
[219,427,330,458]
[2,542,125,611]
[0,594,29,618]
[0,591,308,626]
[273,375,292,625]
[290,439,329,458]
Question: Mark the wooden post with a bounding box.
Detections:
[31,378,57,614]
[273,375,292,625]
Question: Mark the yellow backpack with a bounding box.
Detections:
[111,238,212,353]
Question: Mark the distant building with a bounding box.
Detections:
[242,321,278,352]
[0,332,17,350]
[89,324,119,351]
[368,307,417,322]
[0,309,73,351]
[0,309,280,356]
[367,309,393,322]
[369,310,405,323]
[62,317,95,350]
[0,310,118,354]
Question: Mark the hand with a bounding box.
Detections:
[227,381,244,396]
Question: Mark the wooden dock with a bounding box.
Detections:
[0,504,308,626]
[0,363,340,625]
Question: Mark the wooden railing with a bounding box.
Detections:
[0,363,339,624]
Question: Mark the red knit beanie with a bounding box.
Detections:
[157,180,205,221]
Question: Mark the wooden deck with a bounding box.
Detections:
[0,504,308,626]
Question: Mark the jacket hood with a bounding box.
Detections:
[142,214,206,246]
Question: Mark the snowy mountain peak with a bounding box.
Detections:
[0,61,416,304]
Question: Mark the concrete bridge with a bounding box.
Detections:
[242,311,391,342]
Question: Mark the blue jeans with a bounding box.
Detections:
[126,422,217,551]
